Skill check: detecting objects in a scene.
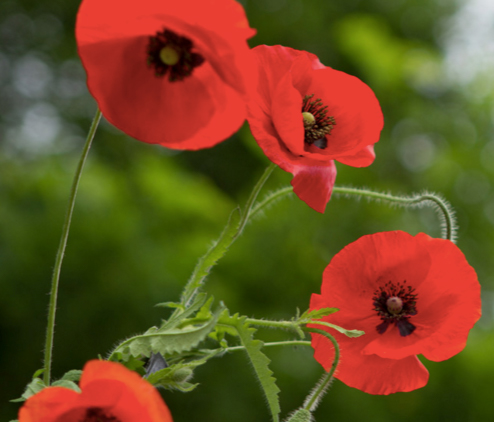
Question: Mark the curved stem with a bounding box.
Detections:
[43,109,102,385]
[251,186,457,242]
[302,327,339,412]
[332,187,457,242]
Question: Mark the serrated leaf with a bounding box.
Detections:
[60,370,83,382]
[11,378,46,402]
[51,380,81,393]
[285,409,312,422]
[181,207,241,307]
[114,304,224,359]
[310,320,364,338]
[224,313,281,422]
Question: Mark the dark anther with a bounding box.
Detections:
[81,408,121,422]
[372,281,418,337]
[301,94,336,149]
[147,28,205,82]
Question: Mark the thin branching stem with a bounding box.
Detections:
[43,109,102,385]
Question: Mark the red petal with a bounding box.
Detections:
[291,162,337,213]
[310,311,429,394]
[80,360,173,422]
[332,144,376,167]
[19,387,79,422]
[415,235,481,361]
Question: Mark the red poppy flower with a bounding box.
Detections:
[247,45,383,212]
[309,231,481,395]
[76,0,256,149]
[19,360,173,421]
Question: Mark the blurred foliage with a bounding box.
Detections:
[1,0,494,421]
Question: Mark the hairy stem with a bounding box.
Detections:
[302,327,340,412]
[252,186,457,242]
[43,109,102,385]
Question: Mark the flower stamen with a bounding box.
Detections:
[372,281,417,337]
[301,94,336,149]
[82,407,121,422]
[147,29,205,82]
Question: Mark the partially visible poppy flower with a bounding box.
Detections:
[76,0,256,149]
[247,45,383,212]
[19,360,173,422]
[309,231,481,395]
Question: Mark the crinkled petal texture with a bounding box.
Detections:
[247,45,383,213]
[76,0,256,149]
[19,360,173,422]
[309,231,481,395]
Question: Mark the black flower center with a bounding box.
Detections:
[147,29,205,82]
[302,94,336,150]
[81,407,121,422]
[372,280,418,337]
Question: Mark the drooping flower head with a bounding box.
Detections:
[309,231,481,394]
[247,45,383,212]
[76,0,256,149]
[19,360,173,421]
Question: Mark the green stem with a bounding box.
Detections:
[251,186,457,242]
[245,317,296,330]
[233,162,277,242]
[43,109,102,385]
[302,327,340,412]
[219,340,311,353]
[180,163,277,308]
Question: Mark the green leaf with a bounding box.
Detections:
[114,303,224,360]
[51,380,81,393]
[60,369,83,383]
[300,307,339,321]
[285,409,312,422]
[181,207,241,306]
[221,312,281,422]
[310,320,364,338]
[32,369,45,379]
[10,378,46,402]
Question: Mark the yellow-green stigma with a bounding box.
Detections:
[302,111,316,128]
[159,46,179,66]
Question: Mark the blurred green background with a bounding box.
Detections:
[1,0,493,420]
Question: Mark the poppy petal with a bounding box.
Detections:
[18,387,80,422]
[80,360,173,422]
[291,162,337,213]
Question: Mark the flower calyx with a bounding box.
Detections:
[147,28,205,81]
[301,94,336,149]
[373,280,417,337]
